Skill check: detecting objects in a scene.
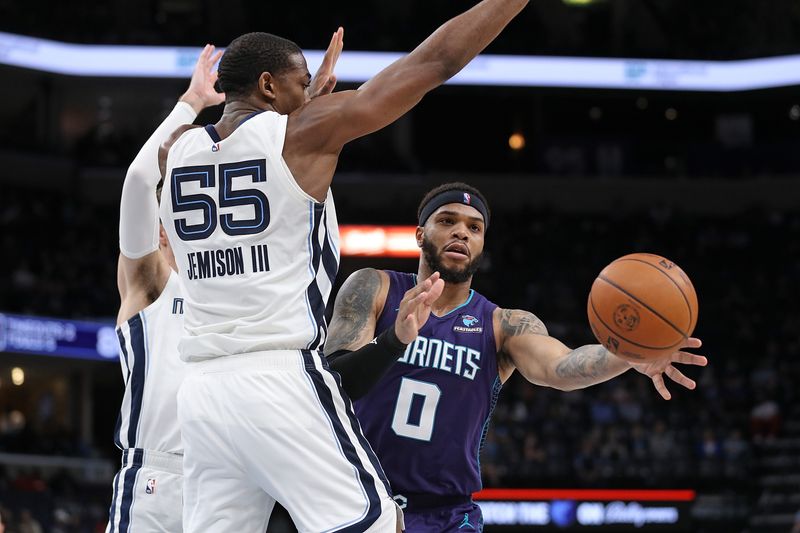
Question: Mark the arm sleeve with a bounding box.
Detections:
[119,101,197,259]
[327,327,409,400]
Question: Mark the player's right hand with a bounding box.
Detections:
[394,272,445,344]
[628,338,707,400]
[309,27,344,99]
[180,44,226,112]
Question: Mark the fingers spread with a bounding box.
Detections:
[673,352,708,366]
[682,337,702,349]
[651,374,671,400]
[665,365,696,390]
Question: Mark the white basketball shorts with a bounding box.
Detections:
[106,448,183,532]
[177,349,399,532]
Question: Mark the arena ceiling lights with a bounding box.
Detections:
[2,31,800,92]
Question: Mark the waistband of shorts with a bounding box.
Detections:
[393,493,473,512]
[187,349,322,373]
[121,448,183,475]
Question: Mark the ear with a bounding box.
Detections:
[415,226,424,248]
[258,72,277,101]
[159,224,170,249]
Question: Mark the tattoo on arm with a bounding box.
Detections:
[497,309,549,370]
[554,344,611,380]
[326,269,381,353]
[499,309,548,338]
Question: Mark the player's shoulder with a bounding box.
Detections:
[337,268,391,312]
[341,268,388,294]
[158,124,203,177]
[167,123,203,148]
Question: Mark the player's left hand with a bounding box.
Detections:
[309,27,344,99]
[180,44,226,113]
[628,337,707,400]
[394,272,445,344]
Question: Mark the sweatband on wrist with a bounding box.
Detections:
[326,328,410,400]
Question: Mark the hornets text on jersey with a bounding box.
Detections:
[354,271,502,498]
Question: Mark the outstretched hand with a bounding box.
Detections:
[394,272,445,344]
[308,27,344,99]
[180,44,226,113]
[629,338,708,400]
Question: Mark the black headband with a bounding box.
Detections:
[418,190,489,228]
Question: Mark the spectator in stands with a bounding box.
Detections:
[751,395,781,441]
[16,510,41,533]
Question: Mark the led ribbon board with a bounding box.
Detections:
[0,312,119,361]
[2,31,800,91]
[473,489,695,530]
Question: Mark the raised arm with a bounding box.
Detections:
[284,0,529,192]
[495,308,707,399]
[326,269,444,400]
[117,45,223,324]
[333,0,528,144]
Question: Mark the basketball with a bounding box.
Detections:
[587,253,698,361]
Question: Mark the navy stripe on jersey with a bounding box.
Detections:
[319,355,392,495]
[321,210,339,285]
[301,350,382,532]
[113,328,131,450]
[305,203,327,350]
[117,448,144,533]
[107,469,121,532]
[126,314,147,448]
[204,124,222,143]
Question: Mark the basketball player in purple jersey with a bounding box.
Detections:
[325,183,708,532]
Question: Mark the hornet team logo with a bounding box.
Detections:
[463,192,471,205]
[462,315,479,327]
[454,314,482,333]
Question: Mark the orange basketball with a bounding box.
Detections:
[587,253,698,361]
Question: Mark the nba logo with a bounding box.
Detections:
[146,479,157,495]
[211,143,220,152]
[463,193,471,204]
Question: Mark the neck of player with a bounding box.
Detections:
[418,262,473,317]
[214,98,276,139]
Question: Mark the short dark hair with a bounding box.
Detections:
[218,32,303,98]
[416,182,491,223]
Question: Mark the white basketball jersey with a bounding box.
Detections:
[159,111,340,361]
[115,271,186,453]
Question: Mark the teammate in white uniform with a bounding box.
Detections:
[107,45,224,533]
[159,2,530,531]
[108,38,350,532]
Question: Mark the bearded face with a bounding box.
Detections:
[420,234,482,284]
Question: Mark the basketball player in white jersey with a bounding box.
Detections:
[159,1,528,531]
[107,44,223,533]
[108,38,346,532]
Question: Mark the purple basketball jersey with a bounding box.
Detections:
[354,271,501,497]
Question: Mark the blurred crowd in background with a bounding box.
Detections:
[1,183,797,530]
